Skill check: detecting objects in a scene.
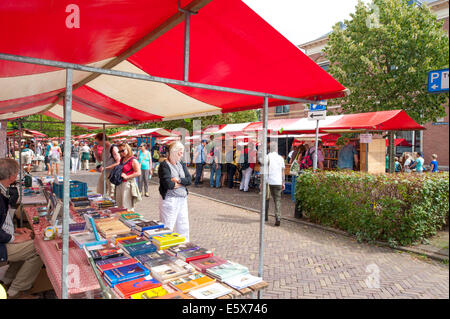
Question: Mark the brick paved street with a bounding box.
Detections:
[65,169,450,298]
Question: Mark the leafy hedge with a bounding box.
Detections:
[295,171,449,247]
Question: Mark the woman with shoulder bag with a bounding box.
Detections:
[115,143,142,211]
[158,142,192,242]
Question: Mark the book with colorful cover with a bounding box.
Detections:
[168,272,216,293]
[96,256,139,274]
[70,231,107,248]
[151,233,185,247]
[123,242,157,257]
[113,232,138,245]
[129,286,170,299]
[114,276,162,299]
[119,212,143,221]
[178,248,213,263]
[151,259,195,283]
[122,218,150,229]
[206,261,249,281]
[166,242,200,257]
[135,220,164,232]
[143,227,172,239]
[223,273,263,290]
[188,282,233,299]
[89,245,124,261]
[103,263,150,287]
[190,256,228,273]
[117,237,148,248]
[136,251,176,268]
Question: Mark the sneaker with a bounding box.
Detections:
[145,192,149,197]
[8,291,40,299]
[275,220,281,226]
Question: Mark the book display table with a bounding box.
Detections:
[22,185,268,299]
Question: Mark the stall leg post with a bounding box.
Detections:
[61,68,73,299]
[388,131,395,173]
[258,96,268,300]
[102,124,106,198]
[18,120,23,227]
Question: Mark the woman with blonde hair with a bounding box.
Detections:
[158,141,192,241]
[115,143,141,211]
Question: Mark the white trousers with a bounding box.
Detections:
[71,157,79,173]
[240,167,253,191]
[159,196,189,242]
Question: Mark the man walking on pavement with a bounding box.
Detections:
[264,140,285,226]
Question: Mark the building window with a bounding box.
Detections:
[275,105,290,114]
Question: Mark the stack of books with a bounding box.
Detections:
[134,220,164,233]
[151,233,185,250]
[136,251,177,269]
[190,256,228,274]
[166,242,213,262]
[143,227,172,239]
[114,276,162,299]
[206,261,249,282]
[89,244,124,261]
[188,283,233,299]
[95,218,130,238]
[168,272,216,293]
[122,242,157,257]
[95,256,139,274]
[103,263,150,287]
[121,218,150,229]
[151,259,195,284]
[113,232,138,245]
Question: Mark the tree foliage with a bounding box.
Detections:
[324,0,449,124]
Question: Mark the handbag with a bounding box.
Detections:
[290,151,301,176]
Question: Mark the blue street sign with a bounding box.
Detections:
[428,69,449,93]
[309,100,327,112]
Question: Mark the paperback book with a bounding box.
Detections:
[123,242,157,257]
[190,256,228,273]
[135,251,176,268]
[114,276,162,299]
[113,232,138,245]
[143,227,172,239]
[223,273,263,290]
[165,242,200,256]
[168,272,216,293]
[117,237,148,248]
[188,282,233,299]
[89,245,124,261]
[95,256,139,274]
[206,261,249,281]
[70,231,107,248]
[103,263,150,287]
[129,285,171,299]
[177,248,213,263]
[151,259,195,284]
[134,220,164,232]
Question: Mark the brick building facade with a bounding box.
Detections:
[269,0,449,169]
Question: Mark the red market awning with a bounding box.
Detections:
[282,110,425,134]
[243,118,302,133]
[0,0,347,126]
[7,129,47,137]
[385,138,412,147]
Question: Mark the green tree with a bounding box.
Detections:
[324,0,449,124]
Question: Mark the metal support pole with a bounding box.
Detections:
[183,11,191,82]
[313,120,319,171]
[411,130,415,153]
[102,124,107,198]
[388,131,395,173]
[62,68,73,299]
[18,121,23,227]
[258,96,269,300]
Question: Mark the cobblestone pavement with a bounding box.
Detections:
[52,168,450,298]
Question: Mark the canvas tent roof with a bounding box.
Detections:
[0,0,347,127]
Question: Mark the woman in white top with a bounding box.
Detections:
[403,154,413,173]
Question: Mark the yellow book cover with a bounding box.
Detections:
[130,286,168,299]
[152,233,185,246]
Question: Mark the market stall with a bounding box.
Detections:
[0,0,348,299]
